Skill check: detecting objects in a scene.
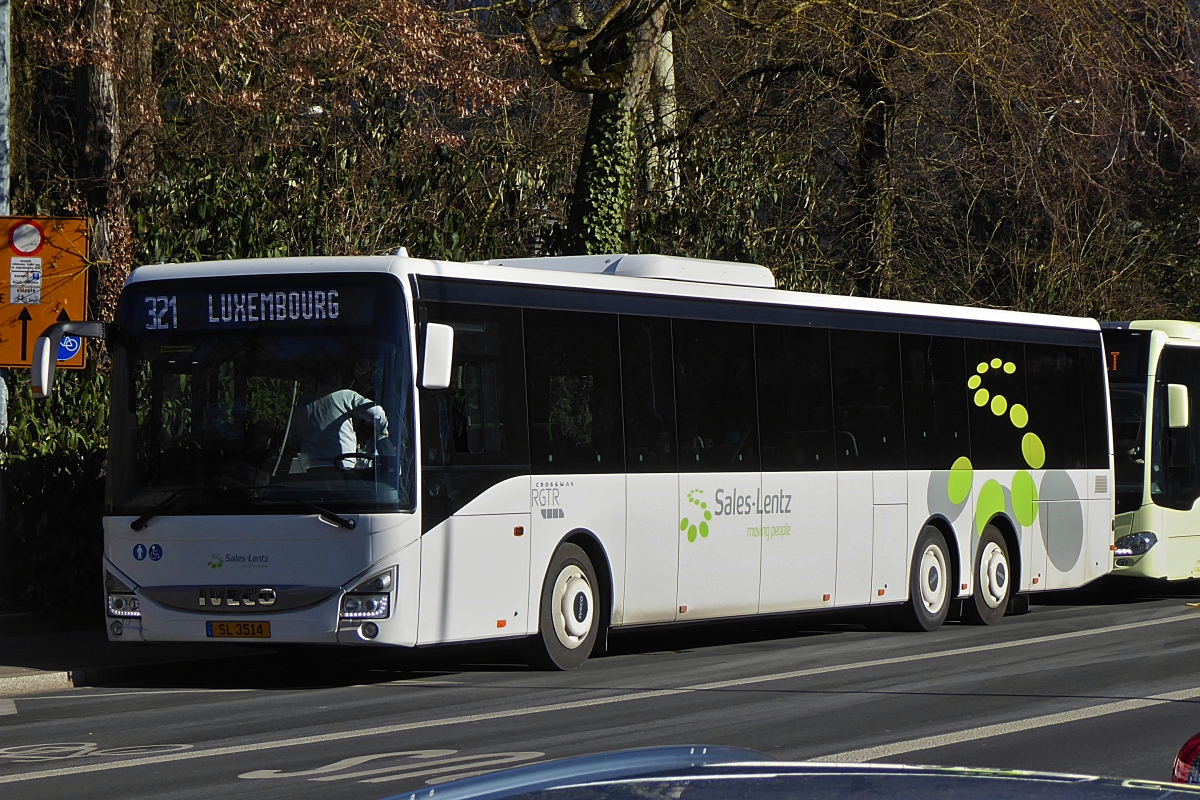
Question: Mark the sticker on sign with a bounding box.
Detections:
[9,257,41,304]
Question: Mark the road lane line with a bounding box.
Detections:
[812,686,1200,763]
[0,701,15,717]
[1,611,1197,785]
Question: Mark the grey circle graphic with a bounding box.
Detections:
[926,470,968,524]
[1039,470,1084,572]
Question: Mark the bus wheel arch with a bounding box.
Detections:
[562,530,614,653]
[527,531,611,670]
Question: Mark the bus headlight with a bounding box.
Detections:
[1114,531,1158,557]
[107,594,141,618]
[341,594,389,619]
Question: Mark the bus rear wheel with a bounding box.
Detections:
[895,525,951,632]
[962,526,1011,625]
[528,543,599,670]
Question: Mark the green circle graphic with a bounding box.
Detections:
[699,521,709,538]
[1022,432,1046,469]
[974,388,990,407]
[680,517,689,531]
[968,375,982,389]
[991,395,1008,416]
[948,456,974,504]
[1012,469,1038,526]
[1010,404,1029,429]
[976,479,1005,534]
[688,525,698,543]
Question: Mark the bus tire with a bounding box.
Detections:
[528,543,599,670]
[895,525,952,632]
[962,525,1012,625]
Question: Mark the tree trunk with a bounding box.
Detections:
[640,16,679,199]
[565,14,663,255]
[849,56,895,295]
[76,0,125,320]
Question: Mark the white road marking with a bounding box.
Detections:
[0,701,15,717]
[813,686,1200,763]
[0,611,1197,785]
[240,749,457,779]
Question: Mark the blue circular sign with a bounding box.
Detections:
[133,543,147,561]
[57,335,80,362]
[148,544,163,562]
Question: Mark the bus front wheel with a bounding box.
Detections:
[962,526,1011,625]
[528,543,599,670]
[895,525,952,632]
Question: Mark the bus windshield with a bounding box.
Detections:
[106,276,415,517]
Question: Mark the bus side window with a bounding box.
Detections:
[525,309,623,474]
[756,324,835,471]
[1025,343,1088,470]
[674,319,759,472]
[830,330,905,470]
[1080,345,1111,469]
[620,316,678,472]
[965,340,1027,470]
[901,335,970,470]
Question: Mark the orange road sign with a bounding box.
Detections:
[0,217,90,370]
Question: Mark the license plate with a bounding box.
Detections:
[206,621,270,638]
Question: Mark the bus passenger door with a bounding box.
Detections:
[416,303,533,644]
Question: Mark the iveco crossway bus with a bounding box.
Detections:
[33,253,1115,669]
[1102,321,1200,580]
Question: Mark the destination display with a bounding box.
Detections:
[116,279,392,334]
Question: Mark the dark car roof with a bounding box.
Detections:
[379,747,1200,800]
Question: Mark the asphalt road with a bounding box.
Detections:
[3,579,1200,799]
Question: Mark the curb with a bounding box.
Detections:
[0,650,276,697]
[0,671,73,697]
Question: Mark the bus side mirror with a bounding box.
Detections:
[1169,383,1191,429]
[31,321,107,399]
[420,323,454,390]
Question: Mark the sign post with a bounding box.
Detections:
[0,217,90,372]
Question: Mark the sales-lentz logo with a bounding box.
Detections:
[683,488,793,543]
[209,553,269,569]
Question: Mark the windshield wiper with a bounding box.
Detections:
[130,485,229,531]
[252,495,357,530]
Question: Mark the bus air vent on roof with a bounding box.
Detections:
[469,253,776,289]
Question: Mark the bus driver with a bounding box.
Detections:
[291,384,389,470]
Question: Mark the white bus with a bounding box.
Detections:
[34,253,1114,669]
[1103,321,1200,579]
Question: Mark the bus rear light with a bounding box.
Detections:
[107,594,141,618]
[341,594,389,619]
